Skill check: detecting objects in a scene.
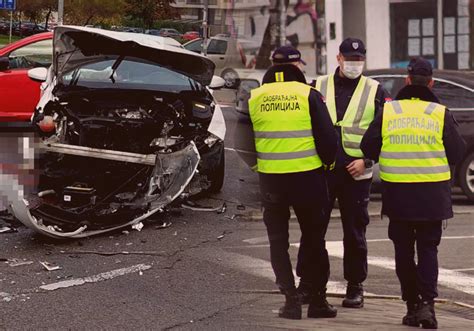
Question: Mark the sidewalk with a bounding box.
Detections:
[229,293,474,330]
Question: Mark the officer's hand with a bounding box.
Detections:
[346,159,365,177]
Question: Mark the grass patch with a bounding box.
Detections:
[0,34,21,47]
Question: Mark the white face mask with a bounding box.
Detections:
[341,61,365,79]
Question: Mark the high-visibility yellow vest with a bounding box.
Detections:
[315,74,379,158]
[248,80,323,174]
[380,100,450,183]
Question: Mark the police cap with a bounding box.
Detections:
[407,57,433,77]
[339,38,366,58]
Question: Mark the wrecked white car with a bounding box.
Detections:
[9,26,226,238]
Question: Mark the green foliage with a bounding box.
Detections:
[124,0,178,29]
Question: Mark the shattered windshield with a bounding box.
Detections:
[61,57,201,92]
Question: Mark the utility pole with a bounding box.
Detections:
[436,0,443,69]
[202,0,209,56]
[58,0,64,26]
[279,0,286,47]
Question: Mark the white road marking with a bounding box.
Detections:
[243,236,270,245]
[242,235,474,246]
[289,241,474,296]
[365,236,474,243]
[40,264,151,291]
[214,251,365,295]
[452,268,474,272]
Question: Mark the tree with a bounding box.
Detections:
[64,0,126,26]
[124,0,179,29]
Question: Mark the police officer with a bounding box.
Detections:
[249,46,338,319]
[309,38,390,308]
[361,57,465,329]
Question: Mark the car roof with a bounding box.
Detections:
[0,31,52,55]
[365,68,474,89]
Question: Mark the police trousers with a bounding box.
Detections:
[324,167,371,284]
[388,220,443,302]
[259,169,330,292]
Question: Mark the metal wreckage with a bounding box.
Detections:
[5,26,226,239]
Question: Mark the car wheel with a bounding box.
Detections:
[208,148,225,193]
[221,69,239,89]
[458,152,474,202]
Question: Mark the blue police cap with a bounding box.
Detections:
[407,57,433,76]
[272,46,306,65]
[339,38,366,57]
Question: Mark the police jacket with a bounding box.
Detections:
[260,64,337,167]
[331,68,391,167]
[257,64,338,203]
[361,85,466,221]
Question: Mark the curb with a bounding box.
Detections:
[234,289,474,310]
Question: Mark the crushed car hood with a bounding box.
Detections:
[54,26,215,86]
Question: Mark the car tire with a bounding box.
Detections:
[208,148,225,193]
[458,152,474,202]
[221,69,239,89]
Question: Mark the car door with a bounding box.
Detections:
[369,75,406,98]
[183,39,203,53]
[206,39,228,73]
[0,38,52,121]
[432,79,474,148]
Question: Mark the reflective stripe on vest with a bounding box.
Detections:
[316,74,378,157]
[248,81,323,174]
[380,100,450,183]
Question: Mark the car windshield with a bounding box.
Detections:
[61,56,201,92]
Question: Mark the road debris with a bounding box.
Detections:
[224,214,244,220]
[40,261,62,271]
[181,201,226,212]
[131,222,144,232]
[217,202,227,214]
[7,259,34,267]
[0,226,16,233]
[237,204,246,211]
[155,221,172,230]
[40,264,151,291]
[60,250,167,257]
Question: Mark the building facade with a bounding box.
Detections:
[172,0,473,75]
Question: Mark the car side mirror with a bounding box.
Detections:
[0,56,9,71]
[28,67,48,82]
[209,75,226,90]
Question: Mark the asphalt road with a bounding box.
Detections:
[0,102,472,330]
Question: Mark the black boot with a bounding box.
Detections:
[307,289,337,318]
[402,301,420,327]
[296,281,312,305]
[342,283,364,308]
[417,301,438,329]
[278,288,302,320]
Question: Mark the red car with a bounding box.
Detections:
[0,32,53,122]
[182,31,200,41]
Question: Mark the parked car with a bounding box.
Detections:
[0,32,53,122]
[159,28,182,39]
[234,69,474,201]
[145,29,161,36]
[5,26,226,239]
[183,37,259,88]
[182,31,200,41]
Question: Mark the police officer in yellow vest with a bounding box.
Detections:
[361,57,465,329]
[312,38,390,308]
[249,46,338,320]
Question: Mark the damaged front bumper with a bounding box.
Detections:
[10,141,201,239]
